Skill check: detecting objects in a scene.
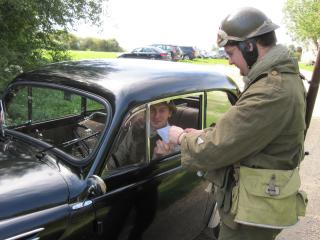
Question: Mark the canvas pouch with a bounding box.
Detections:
[230,166,308,229]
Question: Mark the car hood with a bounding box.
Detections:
[0,141,69,220]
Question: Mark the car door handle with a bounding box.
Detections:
[71,200,93,210]
[5,228,44,240]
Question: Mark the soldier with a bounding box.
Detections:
[169,7,306,240]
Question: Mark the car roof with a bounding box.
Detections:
[180,46,193,48]
[130,46,165,54]
[12,59,238,107]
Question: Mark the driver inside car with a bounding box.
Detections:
[110,101,178,168]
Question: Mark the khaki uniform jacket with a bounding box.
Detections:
[181,45,306,228]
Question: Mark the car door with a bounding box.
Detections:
[91,90,238,240]
[140,48,153,59]
[131,48,142,58]
[90,94,213,240]
[90,106,152,240]
[149,48,160,59]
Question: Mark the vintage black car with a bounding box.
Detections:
[0,59,239,240]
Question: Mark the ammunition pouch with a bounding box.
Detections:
[205,167,235,213]
[231,166,308,229]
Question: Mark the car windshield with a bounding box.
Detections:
[3,84,110,160]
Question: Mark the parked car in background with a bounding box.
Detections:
[210,49,228,59]
[0,59,240,240]
[151,44,182,61]
[118,46,171,60]
[180,46,197,60]
[207,51,218,59]
[199,50,210,59]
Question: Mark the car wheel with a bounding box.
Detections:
[184,55,190,60]
[150,57,156,60]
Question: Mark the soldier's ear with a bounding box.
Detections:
[239,41,254,53]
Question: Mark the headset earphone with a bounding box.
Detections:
[238,39,258,68]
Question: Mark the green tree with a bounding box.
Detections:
[0,0,107,90]
[68,34,81,50]
[71,35,123,52]
[105,38,123,52]
[283,0,320,50]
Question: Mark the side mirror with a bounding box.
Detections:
[87,175,107,197]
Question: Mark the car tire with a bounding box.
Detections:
[184,55,190,60]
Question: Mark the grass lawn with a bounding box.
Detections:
[69,50,313,72]
[180,58,229,65]
[68,50,120,60]
[298,62,314,71]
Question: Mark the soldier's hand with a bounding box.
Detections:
[185,128,204,136]
[169,126,184,145]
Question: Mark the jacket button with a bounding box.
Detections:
[271,70,278,76]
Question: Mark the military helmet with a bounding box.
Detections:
[217,7,279,47]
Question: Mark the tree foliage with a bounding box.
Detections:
[0,0,107,90]
[67,34,123,52]
[283,0,320,50]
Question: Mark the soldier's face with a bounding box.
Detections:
[225,45,250,76]
[150,103,172,130]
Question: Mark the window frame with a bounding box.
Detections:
[204,89,238,128]
[3,81,112,166]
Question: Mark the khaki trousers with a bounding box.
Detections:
[218,223,281,240]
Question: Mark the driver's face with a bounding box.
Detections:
[150,103,172,130]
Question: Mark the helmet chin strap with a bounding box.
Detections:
[238,40,258,69]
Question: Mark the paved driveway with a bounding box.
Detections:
[276,118,320,239]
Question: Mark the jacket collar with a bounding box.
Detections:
[244,44,299,88]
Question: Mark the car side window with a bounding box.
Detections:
[103,95,203,174]
[105,107,147,171]
[149,96,202,160]
[206,91,232,127]
[4,85,109,160]
[133,48,141,53]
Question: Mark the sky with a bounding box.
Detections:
[73,0,292,51]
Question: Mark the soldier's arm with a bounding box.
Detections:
[181,81,292,171]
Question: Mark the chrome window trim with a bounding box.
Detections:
[5,228,45,240]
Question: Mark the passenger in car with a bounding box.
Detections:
[150,101,179,159]
[111,101,178,168]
